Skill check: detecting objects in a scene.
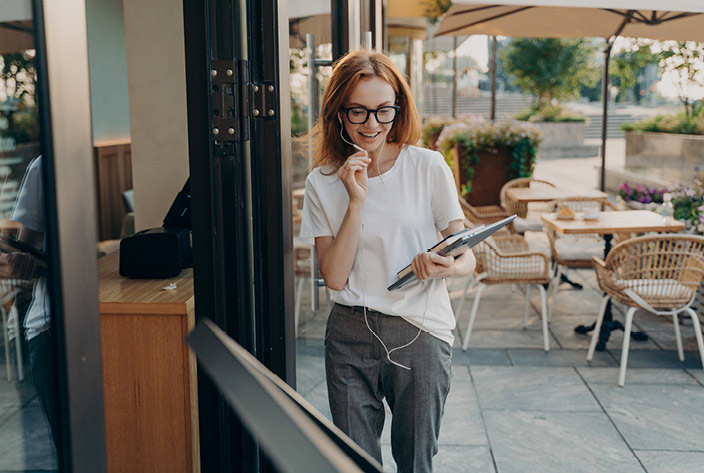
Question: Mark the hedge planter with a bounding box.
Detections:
[452,143,530,206]
[625,130,704,183]
[529,122,598,159]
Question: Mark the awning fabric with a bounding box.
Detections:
[437,1,704,42]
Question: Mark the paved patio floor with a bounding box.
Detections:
[296,267,704,473]
[295,143,704,472]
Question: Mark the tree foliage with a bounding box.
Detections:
[658,41,704,119]
[422,0,452,25]
[501,38,598,106]
[610,43,659,103]
[1,51,36,104]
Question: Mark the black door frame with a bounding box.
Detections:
[183,0,294,470]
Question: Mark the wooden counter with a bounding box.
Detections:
[98,251,199,473]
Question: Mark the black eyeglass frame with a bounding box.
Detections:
[340,105,401,124]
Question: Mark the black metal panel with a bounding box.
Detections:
[247,0,295,390]
[184,0,260,471]
[182,2,223,471]
[332,0,348,61]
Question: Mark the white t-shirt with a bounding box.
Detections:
[300,145,464,346]
[12,156,50,341]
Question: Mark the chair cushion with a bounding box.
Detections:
[485,257,546,280]
[513,217,542,234]
[555,236,604,261]
[614,278,694,301]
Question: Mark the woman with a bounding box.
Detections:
[300,50,476,473]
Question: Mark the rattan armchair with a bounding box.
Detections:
[499,178,555,233]
[459,196,511,225]
[586,234,704,386]
[458,233,552,352]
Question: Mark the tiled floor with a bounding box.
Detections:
[294,142,704,471]
[0,372,57,472]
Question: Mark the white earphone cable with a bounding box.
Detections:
[339,122,429,370]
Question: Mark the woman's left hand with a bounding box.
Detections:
[411,252,456,282]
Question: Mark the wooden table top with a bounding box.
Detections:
[541,210,685,235]
[98,251,194,315]
[507,187,608,202]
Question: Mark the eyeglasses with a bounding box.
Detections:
[340,105,400,124]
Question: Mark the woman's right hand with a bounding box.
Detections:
[338,151,371,206]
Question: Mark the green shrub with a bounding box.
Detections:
[621,103,704,135]
[435,119,542,197]
[514,103,587,123]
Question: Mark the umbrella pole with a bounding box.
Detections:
[600,44,612,192]
[452,35,458,118]
[599,11,633,191]
[490,35,497,121]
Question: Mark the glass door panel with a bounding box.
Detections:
[288,0,334,415]
[0,10,58,472]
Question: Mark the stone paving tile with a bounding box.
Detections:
[471,366,601,412]
[461,329,559,350]
[451,348,512,366]
[298,316,327,339]
[507,348,616,367]
[456,309,543,332]
[0,379,37,425]
[577,367,699,385]
[301,379,332,421]
[686,369,704,386]
[546,289,604,317]
[381,445,495,473]
[646,329,704,352]
[295,337,325,352]
[589,383,704,450]
[635,450,704,473]
[549,319,661,351]
[627,309,680,332]
[609,349,703,370]
[483,410,645,473]
[295,354,326,396]
[438,378,488,447]
[0,401,57,471]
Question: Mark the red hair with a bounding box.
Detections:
[306,50,421,172]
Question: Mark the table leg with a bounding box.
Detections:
[574,233,648,351]
[560,273,583,290]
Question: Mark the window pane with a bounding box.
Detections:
[288,1,333,416]
[0,11,60,472]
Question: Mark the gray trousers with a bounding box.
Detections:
[325,303,452,473]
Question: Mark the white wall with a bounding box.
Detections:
[0,0,32,22]
[86,0,131,143]
[123,0,189,230]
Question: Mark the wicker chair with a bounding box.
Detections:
[459,196,514,234]
[500,178,556,234]
[586,234,704,386]
[459,233,552,352]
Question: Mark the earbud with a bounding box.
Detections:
[338,114,365,152]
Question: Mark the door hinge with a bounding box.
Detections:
[251,82,276,120]
[211,59,249,142]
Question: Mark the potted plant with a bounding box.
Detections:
[502,38,596,158]
[421,116,458,150]
[436,119,542,205]
[621,42,704,183]
[615,183,667,210]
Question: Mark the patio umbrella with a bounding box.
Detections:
[435,0,704,190]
